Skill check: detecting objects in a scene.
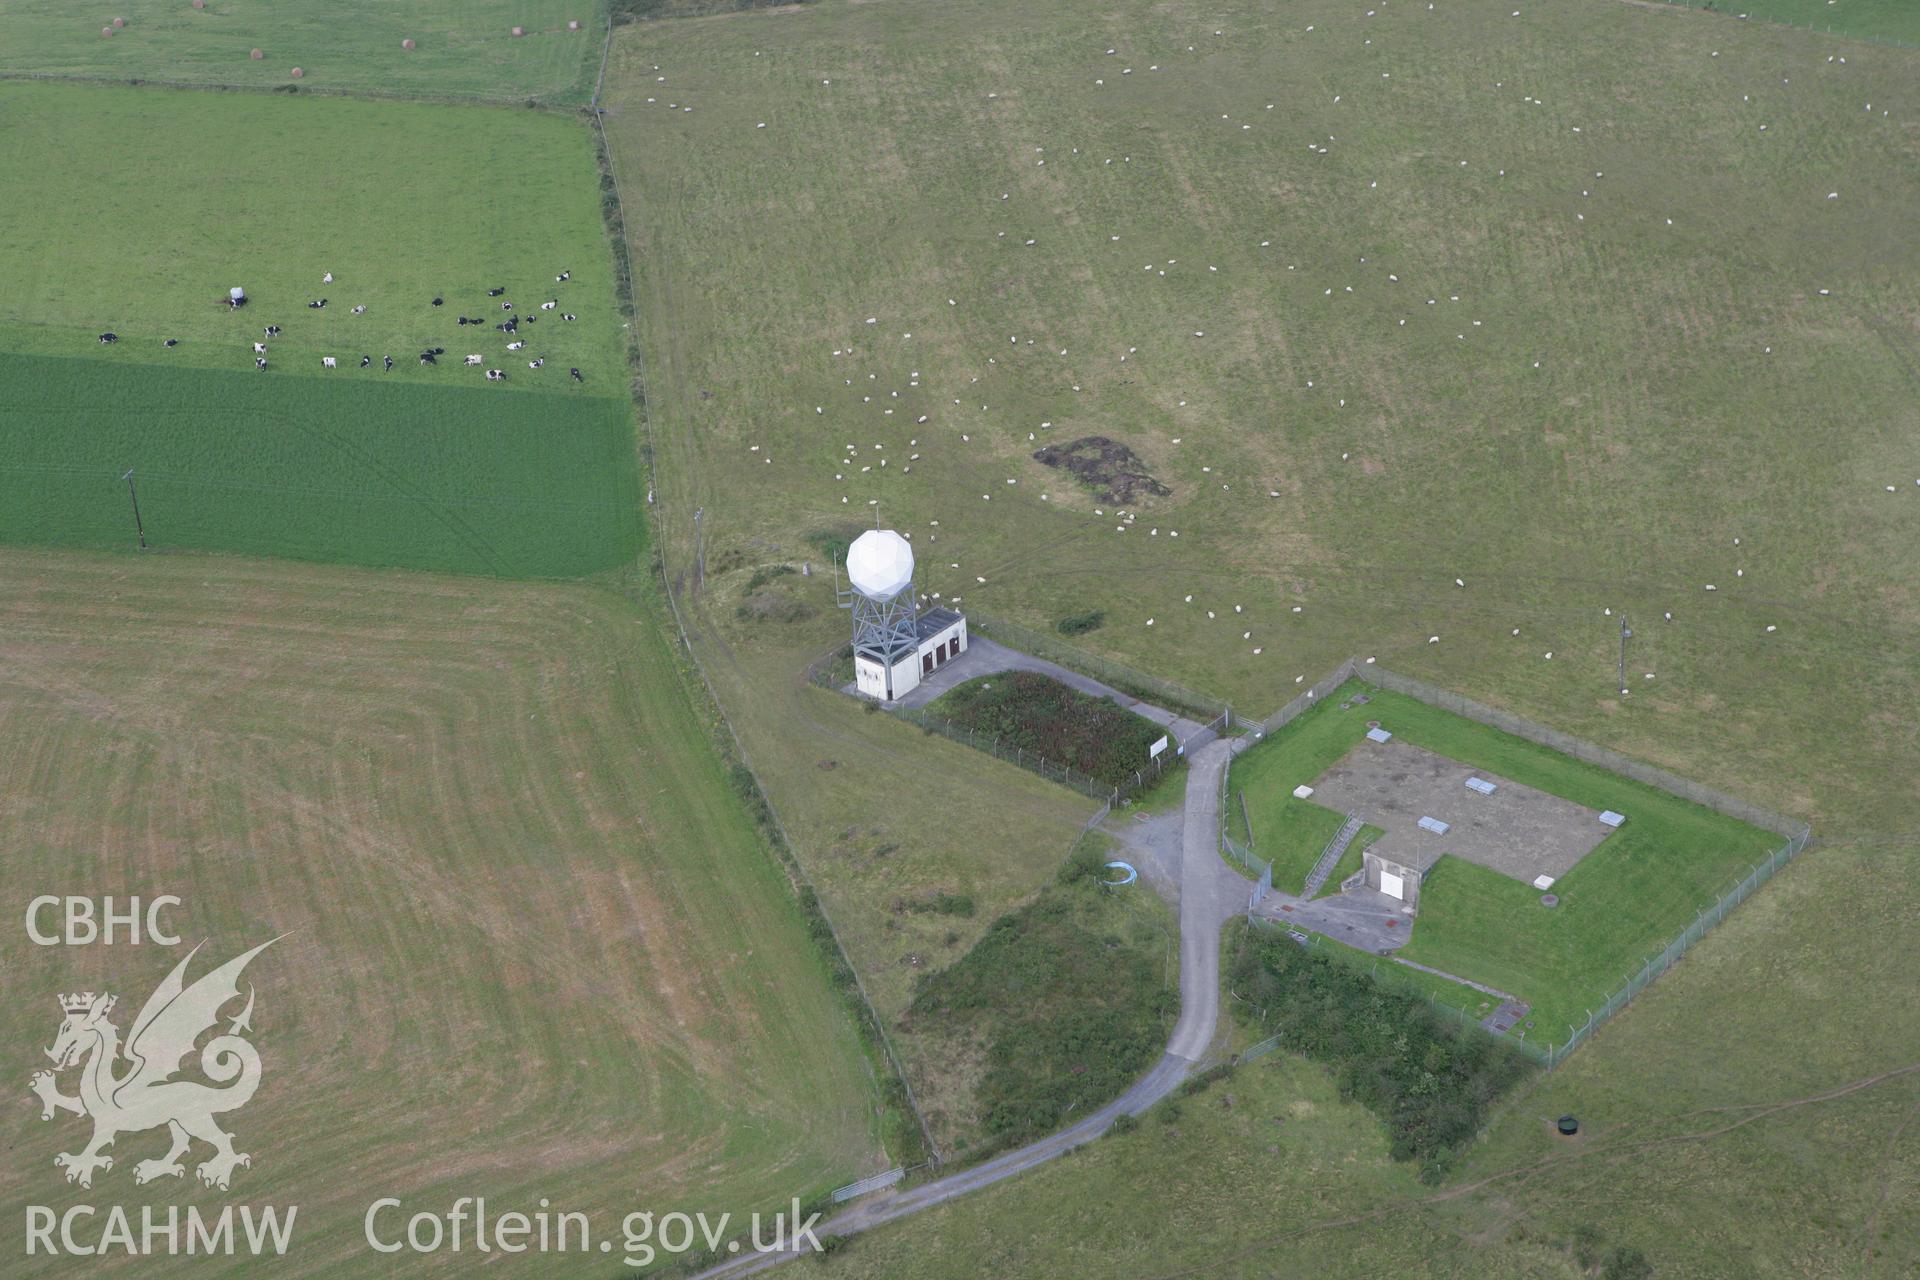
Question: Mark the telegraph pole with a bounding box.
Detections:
[122,469,147,550]
[692,505,704,591]
[1617,613,1632,696]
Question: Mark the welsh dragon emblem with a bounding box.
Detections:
[29,939,279,1190]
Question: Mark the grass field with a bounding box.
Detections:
[0,82,624,386]
[1230,682,1782,1039]
[0,549,879,1276]
[0,1,606,103]
[612,0,1920,1272]
[0,81,638,579]
[0,352,640,576]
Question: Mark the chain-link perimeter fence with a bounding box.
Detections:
[1532,826,1811,1067]
[1363,664,1809,841]
[1236,658,1813,1067]
[1230,658,1362,739]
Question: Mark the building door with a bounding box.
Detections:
[922,652,935,675]
[1380,871,1405,900]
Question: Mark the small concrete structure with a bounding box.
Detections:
[1360,848,1424,911]
[1465,776,1497,795]
[1417,815,1451,835]
[1599,810,1626,828]
[852,607,966,702]
[1366,726,1393,743]
[1292,784,1315,799]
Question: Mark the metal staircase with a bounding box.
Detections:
[1302,811,1364,898]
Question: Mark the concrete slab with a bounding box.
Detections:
[1309,739,1608,884]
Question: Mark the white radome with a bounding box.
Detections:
[846,529,914,599]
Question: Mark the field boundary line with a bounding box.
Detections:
[590,41,939,1169]
[1613,0,1920,50]
[0,68,591,111]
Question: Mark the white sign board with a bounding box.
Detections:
[1148,735,1169,760]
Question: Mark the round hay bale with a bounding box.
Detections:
[113,16,126,28]
[402,38,415,50]
[511,25,525,37]
[249,47,263,59]
[568,19,581,30]
[103,25,115,36]
[289,66,303,78]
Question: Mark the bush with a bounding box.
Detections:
[1056,609,1106,636]
[1602,1247,1654,1280]
[926,671,1163,788]
[903,875,1174,1147]
[899,891,976,917]
[1228,926,1532,1177]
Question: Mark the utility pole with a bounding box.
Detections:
[122,469,147,550]
[1617,613,1632,697]
[692,506,704,590]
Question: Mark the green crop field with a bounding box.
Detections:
[610,0,1920,1272]
[1231,682,1783,1039]
[0,352,641,577]
[0,82,625,385]
[0,81,641,579]
[0,550,880,1277]
[0,1,606,104]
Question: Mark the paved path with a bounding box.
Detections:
[690,739,1239,1278]
[1249,882,1412,954]
[885,635,1213,746]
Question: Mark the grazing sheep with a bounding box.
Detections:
[360,355,371,367]
[322,356,337,368]
[528,358,544,369]
[163,338,178,348]
[466,354,483,366]
[570,367,583,382]
[350,304,366,314]
[540,300,557,311]
[98,332,118,344]
[562,313,576,322]
[431,297,444,307]
[419,352,437,365]
[501,302,513,311]
[308,299,327,309]
[555,271,570,282]
[322,272,333,283]
[488,287,505,297]
[264,325,282,338]
[255,357,268,370]
[384,356,393,371]
[254,342,267,354]
[486,369,505,381]
[507,341,525,351]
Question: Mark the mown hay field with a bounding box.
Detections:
[0,550,881,1277]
